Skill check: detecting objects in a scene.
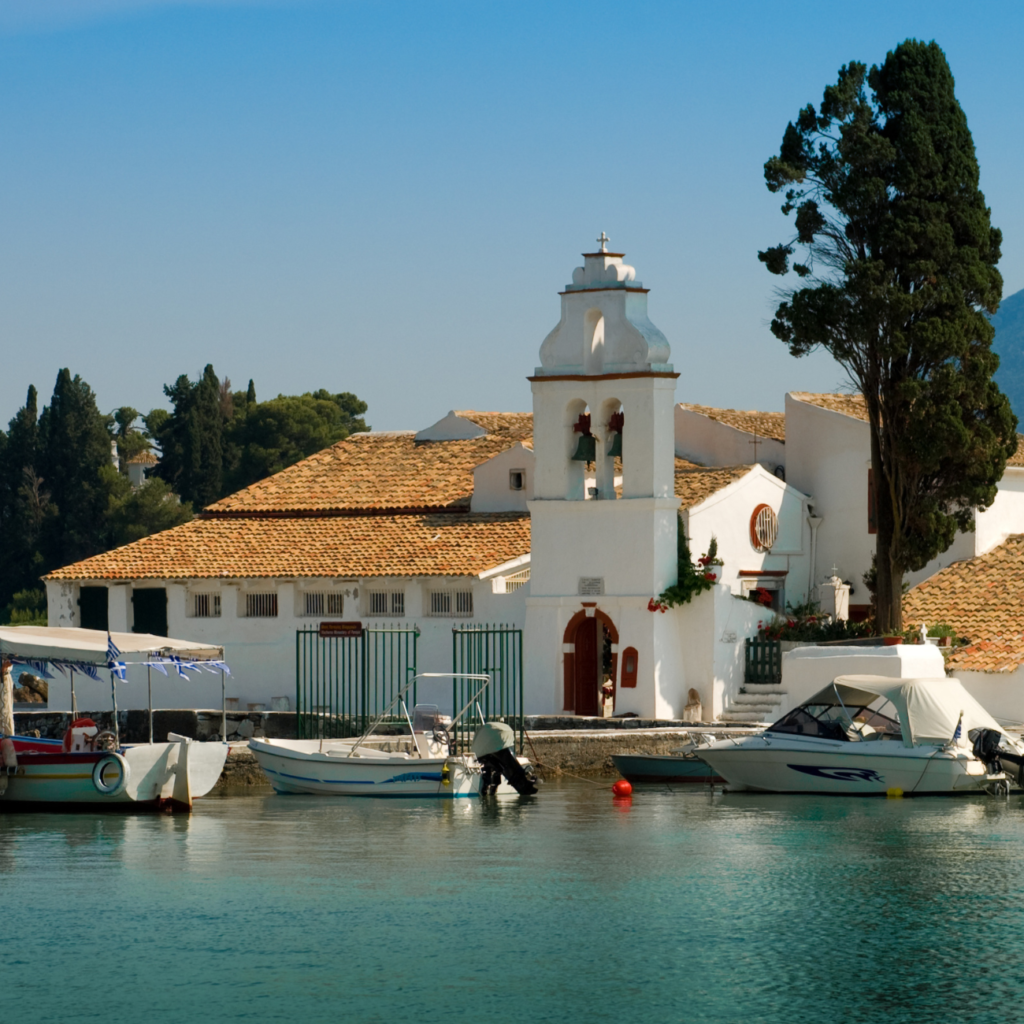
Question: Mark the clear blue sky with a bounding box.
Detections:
[2,0,1023,431]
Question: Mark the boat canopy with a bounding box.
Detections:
[0,626,224,666]
[804,675,1003,746]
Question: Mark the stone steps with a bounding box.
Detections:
[720,687,786,724]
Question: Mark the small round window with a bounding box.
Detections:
[750,504,778,552]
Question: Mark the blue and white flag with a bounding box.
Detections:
[169,655,191,679]
[952,712,963,743]
[107,633,127,681]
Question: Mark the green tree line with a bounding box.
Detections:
[0,365,368,625]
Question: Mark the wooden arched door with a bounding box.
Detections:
[573,616,600,717]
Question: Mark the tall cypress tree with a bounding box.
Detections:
[0,386,53,608]
[38,369,115,567]
[758,40,1016,631]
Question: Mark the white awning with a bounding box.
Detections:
[0,626,224,665]
[806,675,1003,746]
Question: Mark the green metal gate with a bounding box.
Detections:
[295,626,419,739]
[744,637,782,687]
[451,624,524,754]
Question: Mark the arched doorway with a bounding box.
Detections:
[563,608,619,716]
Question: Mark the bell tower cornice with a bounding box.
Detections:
[535,234,672,377]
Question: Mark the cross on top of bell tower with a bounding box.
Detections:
[597,231,610,252]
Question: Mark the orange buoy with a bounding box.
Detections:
[612,780,632,797]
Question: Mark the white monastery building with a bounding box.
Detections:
[43,237,1024,722]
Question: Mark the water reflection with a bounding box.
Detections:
[5,784,1024,1022]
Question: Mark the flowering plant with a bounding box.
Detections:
[649,520,716,611]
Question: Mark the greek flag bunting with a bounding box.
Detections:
[107,633,127,681]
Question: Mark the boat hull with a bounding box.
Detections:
[611,753,722,784]
[0,737,228,811]
[700,736,998,795]
[250,738,485,797]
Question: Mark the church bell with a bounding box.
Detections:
[571,433,596,462]
[606,432,622,459]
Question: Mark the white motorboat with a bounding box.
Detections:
[699,675,1024,796]
[250,673,537,799]
[1,626,231,813]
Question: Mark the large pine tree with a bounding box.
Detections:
[759,40,1017,631]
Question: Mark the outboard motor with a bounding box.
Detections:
[472,722,537,795]
[972,728,1024,786]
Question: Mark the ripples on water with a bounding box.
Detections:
[4,783,1024,1023]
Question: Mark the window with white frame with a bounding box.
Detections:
[304,592,344,617]
[245,592,278,618]
[367,590,405,616]
[192,593,221,618]
[428,590,473,617]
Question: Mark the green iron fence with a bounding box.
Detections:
[744,637,782,687]
[295,626,419,739]
[451,624,524,754]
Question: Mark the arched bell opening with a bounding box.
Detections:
[562,609,620,716]
[583,307,605,374]
[596,397,622,499]
[566,399,595,500]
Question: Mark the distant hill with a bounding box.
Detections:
[992,287,1024,421]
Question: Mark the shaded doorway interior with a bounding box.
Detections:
[78,586,108,631]
[133,588,168,637]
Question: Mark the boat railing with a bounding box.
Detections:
[340,672,492,759]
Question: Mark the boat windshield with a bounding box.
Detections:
[768,698,902,741]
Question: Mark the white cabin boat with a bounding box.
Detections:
[0,626,231,813]
[699,675,1024,796]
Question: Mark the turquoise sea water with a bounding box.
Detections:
[5,782,1024,1024]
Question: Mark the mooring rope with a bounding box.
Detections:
[522,728,606,787]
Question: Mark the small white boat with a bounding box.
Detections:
[1,626,231,813]
[250,673,537,799]
[699,675,1024,796]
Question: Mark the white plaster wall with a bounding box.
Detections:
[780,644,947,715]
[470,443,534,513]
[43,574,528,713]
[674,406,785,471]
[528,497,680,598]
[684,465,811,605]
[784,395,874,605]
[970,467,1024,557]
[953,669,1024,727]
[672,587,767,719]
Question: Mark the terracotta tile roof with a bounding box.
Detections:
[789,392,869,422]
[678,404,786,442]
[204,412,533,515]
[125,451,158,465]
[43,513,531,581]
[675,460,753,509]
[903,535,1024,672]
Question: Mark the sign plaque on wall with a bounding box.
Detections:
[319,621,363,639]
[577,577,605,597]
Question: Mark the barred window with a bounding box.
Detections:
[429,591,473,617]
[193,593,221,618]
[245,592,278,618]
[368,591,404,616]
[304,592,345,617]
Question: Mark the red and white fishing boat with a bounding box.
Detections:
[0,626,231,813]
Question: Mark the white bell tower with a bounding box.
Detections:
[524,236,684,718]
